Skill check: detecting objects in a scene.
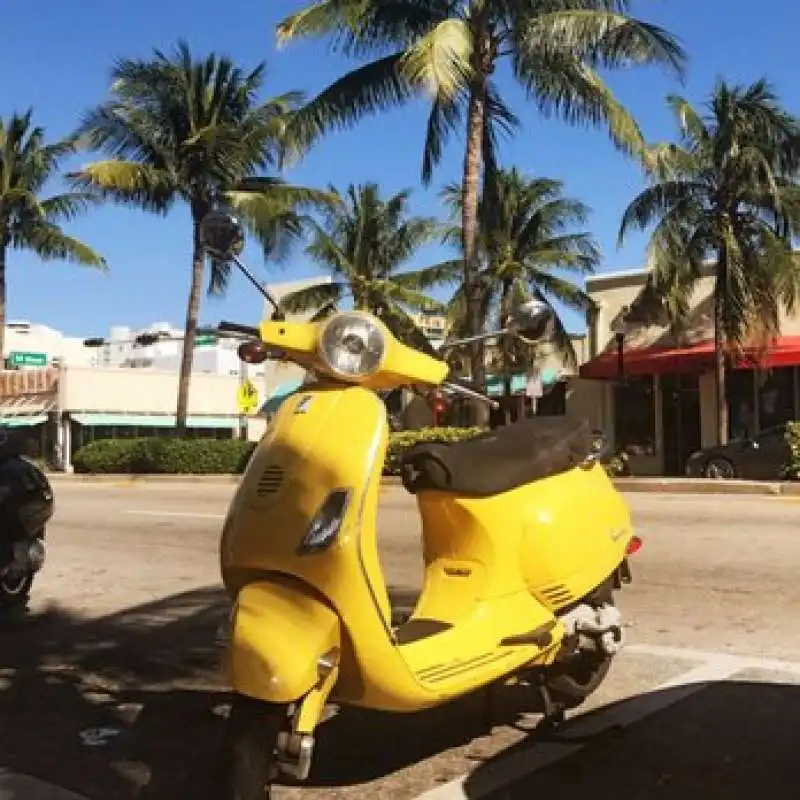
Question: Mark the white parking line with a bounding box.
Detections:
[414,644,797,800]
[124,510,225,520]
[627,643,800,676]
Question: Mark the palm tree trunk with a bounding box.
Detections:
[500,279,513,425]
[714,292,728,446]
[176,206,207,433]
[463,74,488,425]
[0,241,6,365]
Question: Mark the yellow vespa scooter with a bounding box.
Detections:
[200,211,641,799]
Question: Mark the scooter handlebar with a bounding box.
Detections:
[442,378,500,410]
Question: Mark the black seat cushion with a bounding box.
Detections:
[401,417,594,497]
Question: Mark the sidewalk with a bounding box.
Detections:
[0,771,88,799]
[46,472,800,496]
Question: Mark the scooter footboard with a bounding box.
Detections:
[228,578,341,703]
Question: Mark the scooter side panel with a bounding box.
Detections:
[415,463,632,612]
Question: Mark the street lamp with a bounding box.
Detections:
[609,305,632,383]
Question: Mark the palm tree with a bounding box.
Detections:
[0,111,105,359]
[276,0,684,388]
[279,182,459,353]
[69,41,332,431]
[443,167,600,414]
[619,78,800,445]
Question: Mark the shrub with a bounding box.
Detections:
[73,429,486,475]
[73,437,256,475]
[384,427,484,475]
[784,422,800,479]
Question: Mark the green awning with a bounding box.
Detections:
[0,414,47,428]
[70,413,239,429]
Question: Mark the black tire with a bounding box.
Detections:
[0,572,33,610]
[704,457,736,480]
[214,694,286,800]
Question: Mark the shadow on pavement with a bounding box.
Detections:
[0,584,530,799]
[4,587,798,799]
[465,679,800,799]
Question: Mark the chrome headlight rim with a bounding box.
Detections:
[317,311,387,380]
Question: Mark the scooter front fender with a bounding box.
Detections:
[228,578,341,704]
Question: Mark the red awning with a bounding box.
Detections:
[579,335,800,380]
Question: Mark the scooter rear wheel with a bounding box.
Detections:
[214,694,286,800]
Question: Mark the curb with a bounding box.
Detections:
[46,472,800,495]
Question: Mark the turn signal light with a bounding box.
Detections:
[237,339,269,364]
[626,535,643,555]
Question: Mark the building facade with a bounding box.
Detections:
[571,267,800,475]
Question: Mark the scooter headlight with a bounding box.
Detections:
[318,312,386,379]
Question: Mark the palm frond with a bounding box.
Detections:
[278,281,347,314]
[40,192,102,222]
[392,259,463,290]
[224,190,310,262]
[281,52,413,162]
[17,222,107,268]
[400,18,473,98]
[518,11,685,76]
[68,160,177,213]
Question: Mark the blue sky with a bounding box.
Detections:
[2,0,797,337]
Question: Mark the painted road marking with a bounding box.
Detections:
[627,643,800,677]
[124,510,225,520]
[414,644,800,800]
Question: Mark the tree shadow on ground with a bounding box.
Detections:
[0,585,549,799]
[463,679,800,799]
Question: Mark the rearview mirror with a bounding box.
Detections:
[506,299,553,342]
[199,209,245,261]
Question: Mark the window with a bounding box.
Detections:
[614,376,655,455]
[757,368,795,431]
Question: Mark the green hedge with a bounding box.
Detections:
[72,427,485,475]
[72,437,256,475]
[785,422,800,479]
[384,427,484,475]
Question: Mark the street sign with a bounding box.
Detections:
[8,351,47,367]
[195,335,217,347]
[237,379,259,414]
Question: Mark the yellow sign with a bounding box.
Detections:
[237,379,259,414]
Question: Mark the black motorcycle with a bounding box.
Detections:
[0,432,53,610]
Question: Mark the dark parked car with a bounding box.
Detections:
[684,424,792,480]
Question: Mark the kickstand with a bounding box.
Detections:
[535,683,566,738]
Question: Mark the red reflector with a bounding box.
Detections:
[626,535,642,555]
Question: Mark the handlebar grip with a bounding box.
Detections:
[218,321,261,338]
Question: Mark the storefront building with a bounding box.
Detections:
[571,267,800,475]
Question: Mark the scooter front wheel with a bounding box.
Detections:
[214,694,286,800]
[0,571,33,610]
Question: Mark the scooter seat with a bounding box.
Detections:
[400,417,595,497]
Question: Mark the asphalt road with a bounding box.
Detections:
[3,483,800,799]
